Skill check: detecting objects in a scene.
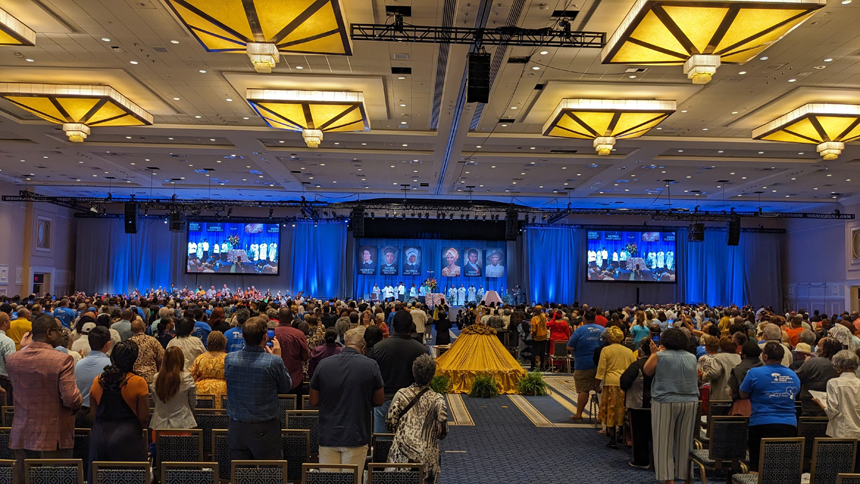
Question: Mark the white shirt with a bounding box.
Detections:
[221,243,228,252]
[601,249,608,260]
[398,284,405,295]
[823,372,860,439]
[269,243,277,260]
[411,309,427,333]
[612,252,618,261]
[260,243,268,259]
[486,264,504,277]
[201,241,209,251]
[588,250,596,262]
[188,242,197,254]
[213,244,220,254]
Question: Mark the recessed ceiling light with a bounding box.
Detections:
[491,165,496,168]
[678,149,684,152]
[738,71,748,76]
[718,150,724,153]
[848,179,852,182]
[168,137,173,140]
[209,138,215,141]
[842,0,851,4]
[562,166,567,170]
[758,151,764,154]
[681,110,687,113]
[540,51,548,55]
[399,104,406,107]
[530,146,535,150]
[101,38,110,42]
[402,144,408,147]
[760,56,768,61]
[532,66,540,70]
[295,66,304,70]
[742,176,747,179]
[361,142,367,145]
[25,58,33,62]
[798,152,804,155]
[226,98,232,102]
[731,111,738,114]
[686,175,691,178]
[79,161,84,164]
[129,61,138,65]
[243,117,249,120]
[824,58,833,62]
[398,76,406,80]
[476,145,482,148]
[126,136,132,139]
[173,97,180,101]
[195,115,201,118]
[629,75,636,79]
[730,172,735,175]
[510,106,517,110]
[501,124,508,127]
[199,69,207,73]
[170,40,179,44]
[788,78,796,82]
[334,142,339,145]
[656,127,662,130]
[702,128,708,131]
[279,140,284,143]
[400,121,407,124]
[791,177,796,180]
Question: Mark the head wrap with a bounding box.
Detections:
[829,325,857,352]
[406,248,419,259]
[606,326,625,344]
[445,248,459,260]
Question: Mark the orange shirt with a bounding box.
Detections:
[89,373,149,419]
[786,327,805,348]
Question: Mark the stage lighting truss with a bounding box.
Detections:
[350,23,605,48]
[164,0,352,72]
[601,0,825,84]
[542,99,676,155]
[0,83,153,142]
[752,103,860,161]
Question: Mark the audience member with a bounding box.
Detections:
[815,350,860,442]
[129,320,164,383]
[166,316,206,371]
[7,314,82,484]
[74,326,112,428]
[190,331,228,407]
[700,336,740,401]
[309,328,342,380]
[796,337,841,416]
[310,329,384,469]
[386,354,448,484]
[7,308,30,351]
[619,339,653,468]
[0,312,16,404]
[154,317,175,349]
[758,323,792,367]
[530,306,549,371]
[224,316,291,460]
[150,346,198,429]
[567,310,605,421]
[596,326,636,448]
[224,308,250,352]
[111,309,134,341]
[274,307,310,402]
[727,341,763,416]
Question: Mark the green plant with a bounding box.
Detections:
[468,374,499,398]
[430,375,451,394]
[517,371,549,396]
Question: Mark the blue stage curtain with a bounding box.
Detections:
[522,226,579,305]
[352,238,509,299]
[285,221,346,298]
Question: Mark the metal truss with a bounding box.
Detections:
[350,24,606,48]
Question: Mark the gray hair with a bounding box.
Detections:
[412,354,436,386]
[266,308,278,319]
[158,307,173,319]
[762,323,782,342]
[799,329,816,346]
[832,350,859,372]
[234,308,251,326]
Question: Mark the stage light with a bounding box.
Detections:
[0,83,153,142]
[601,0,824,84]
[268,208,273,218]
[753,103,860,160]
[542,99,675,155]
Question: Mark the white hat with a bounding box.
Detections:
[406,248,419,259]
[80,322,97,334]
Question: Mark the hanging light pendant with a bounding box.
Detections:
[753,103,860,161]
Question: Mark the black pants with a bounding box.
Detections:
[531,340,549,369]
[289,383,306,410]
[628,408,652,466]
[747,424,796,471]
[0,375,12,406]
[228,418,282,461]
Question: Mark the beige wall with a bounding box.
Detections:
[0,180,76,297]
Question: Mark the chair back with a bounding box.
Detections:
[278,394,297,428]
[282,430,310,482]
[219,394,228,409]
[0,459,13,484]
[0,429,12,460]
[196,394,216,409]
[837,474,860,484]
[211,430,230,484]
[161,462,217,484]
[194,409,229,458]
[367,463,423,484]
[301,464,360,484]
[154,429,204,463]
[799,417,831,466]
[709,399,733,418]
[92,461,150,484]
[757,437,804,484]
[231,460,288,484]
[372,434,395,463]
[553,341,568,356]
[810,438,857,484]
[708,416,749,462]
[302,395,310,410]
[24,459,83,484]
[286,411,319,456]
[1,407,12,427]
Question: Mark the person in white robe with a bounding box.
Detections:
[588,250,596,263]
[250,243,259,261]
[196,243,203,259]
[457,285,466,306]
[447,286,457,305]
[188,241,197,257]
[620,250,628,261]
[260,243,268,262]
[468,285,477,304]
[269,243,277,261]
[657,251,665,269]
[612,251,619,262]
[666,251,675,271]
[595,250,604,268]
[477,285,485,301]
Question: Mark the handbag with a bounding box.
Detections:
[393,387,430,425]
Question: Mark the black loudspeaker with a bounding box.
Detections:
[505,210,519,241]
[351,208,365,238]
[727,216,741,246]
[467,52,491,103]
[688,222,705,242]
[168,211,183,232]
[124,202,137,234]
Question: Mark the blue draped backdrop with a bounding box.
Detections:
[351,238,509,300]
[523,225,782,309]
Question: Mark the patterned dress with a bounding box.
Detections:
[190,352,227,408]
[386,384,449,484]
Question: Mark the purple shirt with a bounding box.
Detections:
[308,343,343,380]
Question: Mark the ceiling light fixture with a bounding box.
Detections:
[0,83,153,142]
[753,103,860,160]
[542,98,676,155]
[600,0,824,84]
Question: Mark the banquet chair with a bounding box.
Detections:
[731,437,804,484]
[687,416,749,484]
[161,462,217,484]
[231,460,288,484]
[282,430,311,483]
[91,461,150,484]
[549,341,572,373]
[1,407,13,427]
[837,474,860,484]
[219,394,228,409]
[0,459,13,484]
[211,430,230,484]
[194,409,228,459]
[372,434,395,463]
[278,394,298,428]
[367,463,423,484]
[809,438,857,484]
[195,394,216,409]
[698,399,732,448]
[799,417,830,471]
[24,459,84,484]
[154,429,203,481]
[0,428,12,460]
[287,411,319,457]
[301,464,360,484]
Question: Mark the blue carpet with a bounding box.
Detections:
[522,394,579,424]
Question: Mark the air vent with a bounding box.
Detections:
[393,53,409,60]
[146,166,160,170]
[385,5,411,16]
[534,83,545,90]
[290,170,301,174]
[508,56,530,64]
[391,67,411,75]
[625,67,646,73]
[420,183,429,187]
[550,149,578,154]
[152,46,168,53]
[551,9,579,19]
[499,118,516,123]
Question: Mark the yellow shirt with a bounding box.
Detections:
[7,318,31,351]
[596,343,636,387]
[718,316,732,336]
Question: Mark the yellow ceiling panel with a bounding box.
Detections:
[609,40,686,64]
[573,112,615,137]
[56,97,100,122]
[612,112,665,137]
[630,10,688,57]
[619,115,666,138]
[171,2,249,46]
[784,117,823,142]
[5,96,65,122]
[182,0,253,41]
[87,102,128,125]
[93,115,145,127]
[280,1,339,44]
[256,102,308,128]
[816,116,857,142]
[761,130,819,144]
[838,124,860,143]
[714,8,806,54]
[554,113,593,135]
[309,104,351,127]
[193,30,246,52]
[326,108,363,129]
[261,115,301,131]
[662,6,728,54]
[280,32,345,55]
[255,0,316,41]
[548,126,591,139]
[326,120,367,132]
[0,30,22,46]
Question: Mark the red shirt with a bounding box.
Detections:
[594,315,608,327]
[273,324,310,390]
[786,327,804,348]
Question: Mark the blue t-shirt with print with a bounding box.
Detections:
[224,326,246,353]
[739,364,800,427]
[566,323,605,371]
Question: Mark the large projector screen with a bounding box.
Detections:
[586,229,676,282]
[186,221,280,275]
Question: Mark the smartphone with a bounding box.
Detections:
[652,335,661,344]
[266,329,275,347]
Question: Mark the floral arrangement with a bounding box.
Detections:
[424,278,438,292]
[462,323,496,335]
[228,235,240,246]
[624,242,638,257]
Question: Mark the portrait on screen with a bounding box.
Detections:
[380,246,399,276]
[245,223,263,234]
[186,221,280,275]
[402,247,421,276]
[358,246,377,275]
[463,248,482,277]
[441,247,461,277]
[485,249,505,278]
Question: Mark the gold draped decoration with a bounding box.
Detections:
[435,324,527,394]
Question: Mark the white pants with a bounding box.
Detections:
[318,445,368,471]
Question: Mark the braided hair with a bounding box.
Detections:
[99,340,139,391]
